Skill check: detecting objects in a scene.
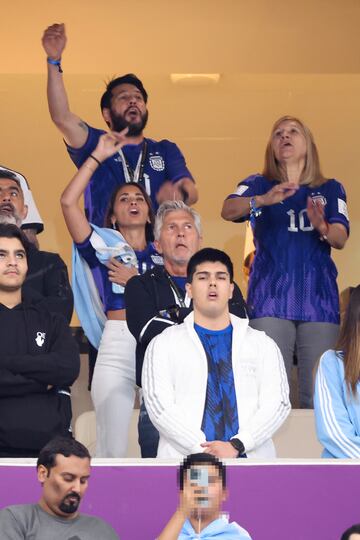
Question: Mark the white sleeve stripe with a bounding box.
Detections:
[317,363,360,458]
[139,317,175,341]
[252,347,290,442]
[145,340,164,417]
[144,339,203,452]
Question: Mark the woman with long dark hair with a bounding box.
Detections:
[61,130,158,457]
[314,285,360,458]
[222,116,349,408]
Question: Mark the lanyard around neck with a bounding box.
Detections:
[118,140,148,184]
[165,270,187,308]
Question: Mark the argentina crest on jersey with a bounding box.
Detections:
[149,153,165,171]
[151,254,164,265]
[310,193,327,206]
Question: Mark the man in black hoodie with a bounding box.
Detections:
[0,224,80,457]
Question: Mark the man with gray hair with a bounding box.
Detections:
[125,201,247,457]
[0,165,44,247]
[0,169,73,321]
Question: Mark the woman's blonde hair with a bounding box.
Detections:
[262,115,327,187]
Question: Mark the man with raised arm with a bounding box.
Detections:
[42,23,198,227]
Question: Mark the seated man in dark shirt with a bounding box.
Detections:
[0,224,79,457]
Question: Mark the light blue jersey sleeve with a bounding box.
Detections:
[314,350,360,458]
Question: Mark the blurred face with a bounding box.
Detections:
[183,464,226,519]
[349,535,360,540]
[186,261,233,319]
[271,120,307,164]
[104,83,148,136]
[38,454,91,519]
[111,185,150,229]
[0,237,27,292]
[155,210,201,267]
[0,179,28,226]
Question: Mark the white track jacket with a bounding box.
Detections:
[142,313,290,458]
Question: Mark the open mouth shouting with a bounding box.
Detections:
[0,203,15,214]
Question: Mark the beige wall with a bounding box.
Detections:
[1,1,359,317]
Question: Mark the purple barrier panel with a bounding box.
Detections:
[0,462,359,540]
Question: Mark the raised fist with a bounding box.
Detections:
[42,23,67,60]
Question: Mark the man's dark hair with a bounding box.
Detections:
[100,73,148,110]
[37,436,90,471]
[341,524,360,540]
[178,453,226,490]
[0,169,21,186]
[187,247,234,283]
[0,223,28,252]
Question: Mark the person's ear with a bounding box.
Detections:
[37,465,49,484]
[185,282,192,299]
[222,487,228,503]
[154,240,163,254]
[21,204,28,220]
[102,108,111,128]
[229,282,234,300]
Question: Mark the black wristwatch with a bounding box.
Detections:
[229,438,245,457]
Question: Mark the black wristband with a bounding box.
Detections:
[89,154,101,166]
[229,438,245,456]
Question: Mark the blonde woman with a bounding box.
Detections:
[222,116,349,408]
[314,285,360,458]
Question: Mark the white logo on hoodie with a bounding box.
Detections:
[35,332,46,347]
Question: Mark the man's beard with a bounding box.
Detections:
[59,492,81,514]
[0,207,21,227]
[110,108,148,137]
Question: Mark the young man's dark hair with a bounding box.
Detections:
[341,524,360,540]
[187,247,234,283]
[0,223,28,252]
[37,436,90,471]
[178,452,226,490]
[100,73,148,110]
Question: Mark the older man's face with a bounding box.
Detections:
[155,210,201,267]
[0,179,28,226]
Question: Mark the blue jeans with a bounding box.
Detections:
[138,401,159,457]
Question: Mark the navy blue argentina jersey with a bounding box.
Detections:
[75,230,160,312]
[227,175,349,323]
[67,125,194,226]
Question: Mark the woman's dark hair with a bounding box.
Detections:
[37,436,90,472]
[178,453,226,491]
[336,285,360,396]
[104,182,155,242]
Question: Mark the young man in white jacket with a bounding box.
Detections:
[142,248,290,459]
